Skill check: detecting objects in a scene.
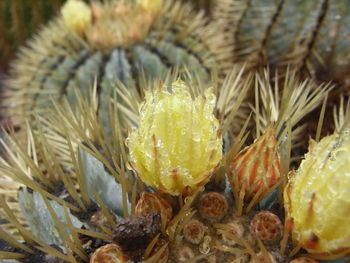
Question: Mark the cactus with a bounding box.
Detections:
[5,0,231,126]
[213,0,350,88]
[0,0,211,70]
[1,68,347,263]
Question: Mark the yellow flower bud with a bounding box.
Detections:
[284,128,350,259]
[61,0,92,35]
[138,0,163,16]
[127,80,222,196]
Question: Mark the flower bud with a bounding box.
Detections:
[198,192,228,220]
[138,0,163,16]
[127,81,222,195]
[284,129,350,259]
[183,219,205,244]
[250,211,282,243]
[229,126,281,200]
[61,0,92,35]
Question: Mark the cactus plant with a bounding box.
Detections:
[213,0,350,90]
[1,68,346,263]
[5,0,231,126]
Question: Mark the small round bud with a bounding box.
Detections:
[178,246,195,261]
[183,219,205,244]
[250,211,282,243]
[199,192,228,220]
[90,244,129,263]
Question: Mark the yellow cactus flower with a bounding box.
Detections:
[61,0,92,35]
[284,128,350,259]
[127,80,222,196]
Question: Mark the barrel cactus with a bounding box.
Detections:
[1,68,345,262]
[5,0,231,126]
[213,0,350,88]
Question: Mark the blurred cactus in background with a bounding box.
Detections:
[0,0,69,70]
[5,0,230,127]
[0,0,211,71]
[213,0,350,91]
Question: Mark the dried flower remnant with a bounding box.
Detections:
[229,126,281,202]
[198,192,228,220]
[113,213,161,261]
[250,211,283,243]
[284,128,350,259]
[127,81,222,196]
[183,219,206,244]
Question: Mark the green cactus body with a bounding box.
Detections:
[6,0,230,125]
[214,0,350,82]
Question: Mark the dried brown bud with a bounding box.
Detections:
[113,213,160,261]
[250,211,283,243]
[199,192,228,220]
